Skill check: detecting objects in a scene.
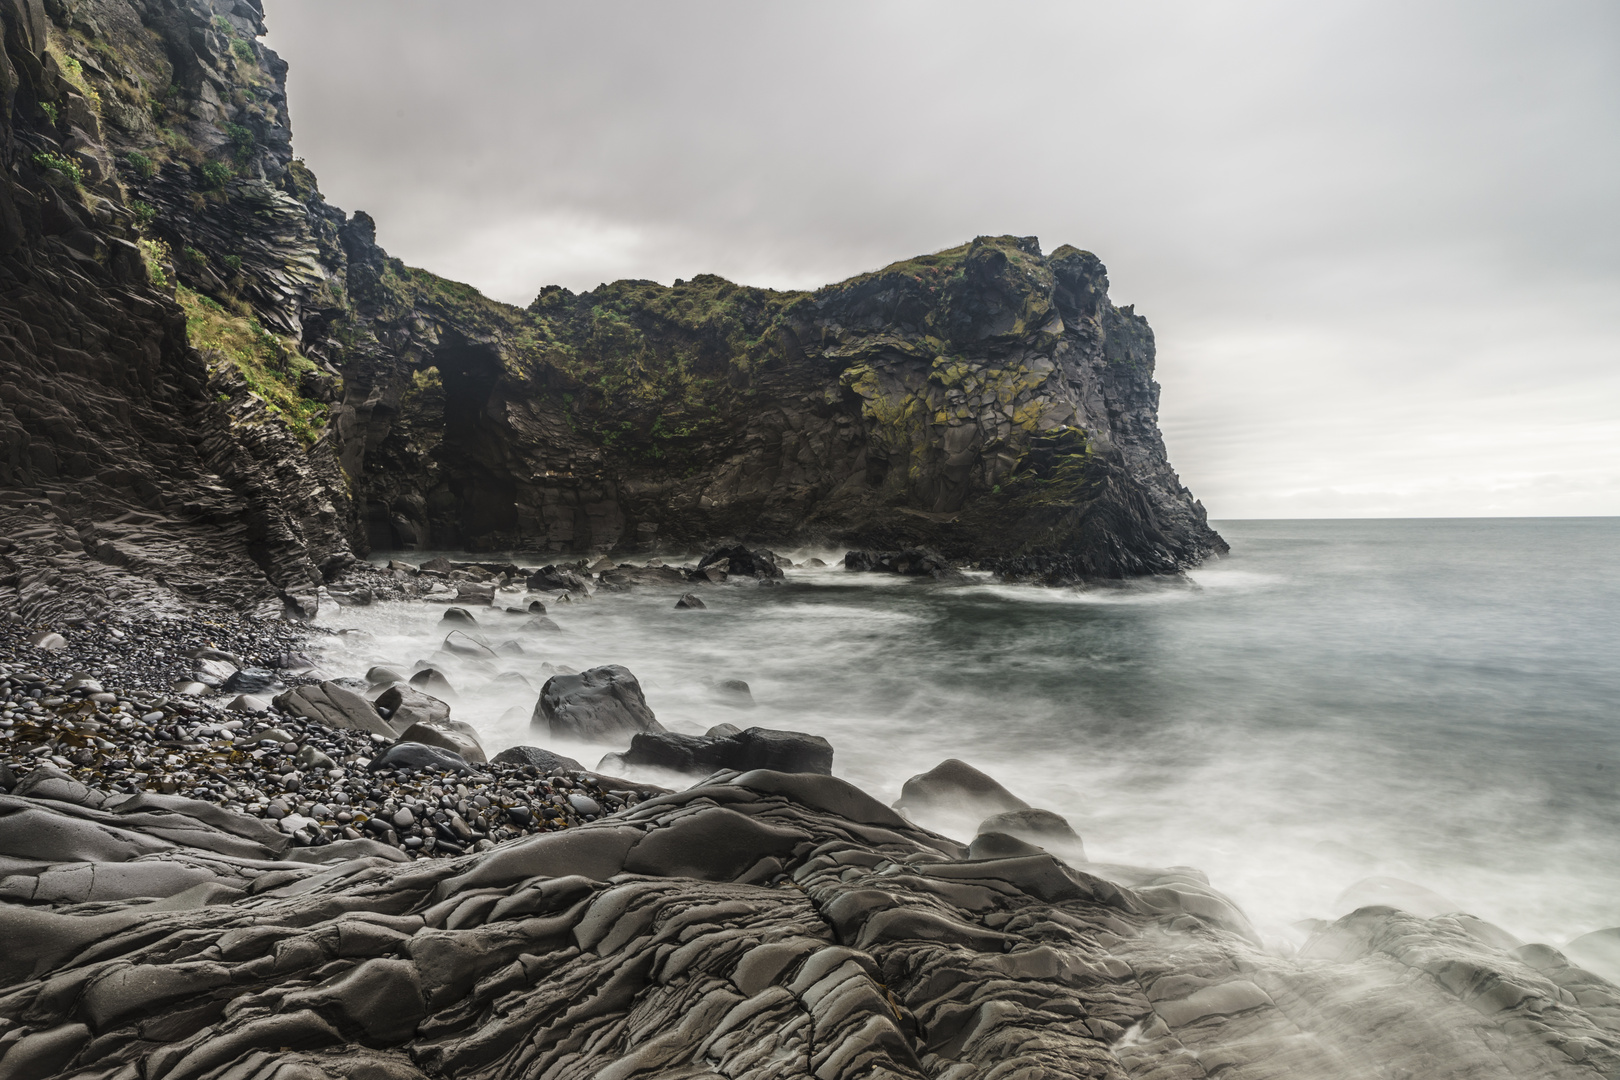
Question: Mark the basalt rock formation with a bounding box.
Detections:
[0,0,1221,628]
[4,765,1620,1080]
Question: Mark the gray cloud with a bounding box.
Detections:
[261,0,1620,517]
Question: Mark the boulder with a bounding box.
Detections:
[29,631,67,651]
[367,741,479,775]
[533,665,664,741]
[521,615,562,633]
[397,719,487,764]
[420,557,454,574]
[674,593,706,610]
[526,565,590,594]
[620,726,833,776]
[491,745,586,774]
[894,758,1030,817]
[977,808,1086,861]
[844,547,964,580]
[439,607,480,628]
[698,544,784,579]
[221,667,283,695]
[441,630,497,659]
[366,665,409,688]
[374,684,451,733]
[225,694,270,714]
[409,667,457,699]
[272,682,393,738]
[600,565,688,588]
[455,583,495,606]
[712,678,755,707]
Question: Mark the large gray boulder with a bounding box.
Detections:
[618,727,832,776]
[272,682,393,739]
[374,684,451,734]
[396,719,487,764]
[532,665,663,741]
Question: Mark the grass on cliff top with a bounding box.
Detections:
[176,285,327,446]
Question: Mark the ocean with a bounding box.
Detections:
[331,517,1620,950]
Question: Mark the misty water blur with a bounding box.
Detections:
[314,518,1620,950]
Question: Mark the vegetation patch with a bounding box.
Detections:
[177,285,327,445]
[31,150,81,187]
[138,238,172,289]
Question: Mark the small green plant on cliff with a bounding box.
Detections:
[138,238,172,289]
[129,200,156,230]
[177,284,326,445]
[222,254,243,276]
[199,161,233,190]
[39,101,59,125]
[231,38,255,63]
[50,51,101,116]
[31,151,81,187]
[178,246,207,272]
[126,151,155,179]
[222,122,255,163]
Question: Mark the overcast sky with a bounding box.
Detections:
[261,0,1619,519]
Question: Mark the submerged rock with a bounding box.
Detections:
[674,592,706,609]
[895,757,1030,818]
[698,544,785,580]
[533,664,663,741]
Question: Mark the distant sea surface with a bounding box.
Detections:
[341,518,1620,948]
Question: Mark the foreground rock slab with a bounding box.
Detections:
[1,766,1618,1079]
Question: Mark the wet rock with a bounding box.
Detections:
[421,557,455,574]
[699,544,785,579]
[374,684,452,732]
[595,565,684,589]
[521,615,563,633]
[491,745,585,773]
[675,592,706,610]
[526,565,590,594]
[454,583,495,606]
[409,667,457,699]
[534,664,663,741]
[894,758,1030,817]
[712,677,755,707]
[367,665,410,688]
[438,607,480,628]
[977,807,1087,860]
[844,547,965,580]
[221,666,283,695]
[367,741,479,775]
[226,694,270,713]
[441,630,496,660]
[273,682,394,738]
[621,726,833,776]
[29,631,67,651]
[397,718,487,764]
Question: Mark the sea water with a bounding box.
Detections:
[317,518,1620,950]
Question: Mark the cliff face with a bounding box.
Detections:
[0,0,355,623]
[0,0,1223,624]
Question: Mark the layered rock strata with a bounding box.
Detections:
[2,764,1618,1079]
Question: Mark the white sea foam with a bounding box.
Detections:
[320,520,1620,949]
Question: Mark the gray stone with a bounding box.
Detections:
[674,592,706,610]
[375,684,452,733]
[491,745,585,773]
[273,682,393,738]
[894,758,1029,817]
[398,718,487,764]
[533,664,663,741]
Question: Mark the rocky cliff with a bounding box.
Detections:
[0,0,1223,626]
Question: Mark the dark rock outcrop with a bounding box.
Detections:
[616,726,834,776]
[532,664,664,741]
